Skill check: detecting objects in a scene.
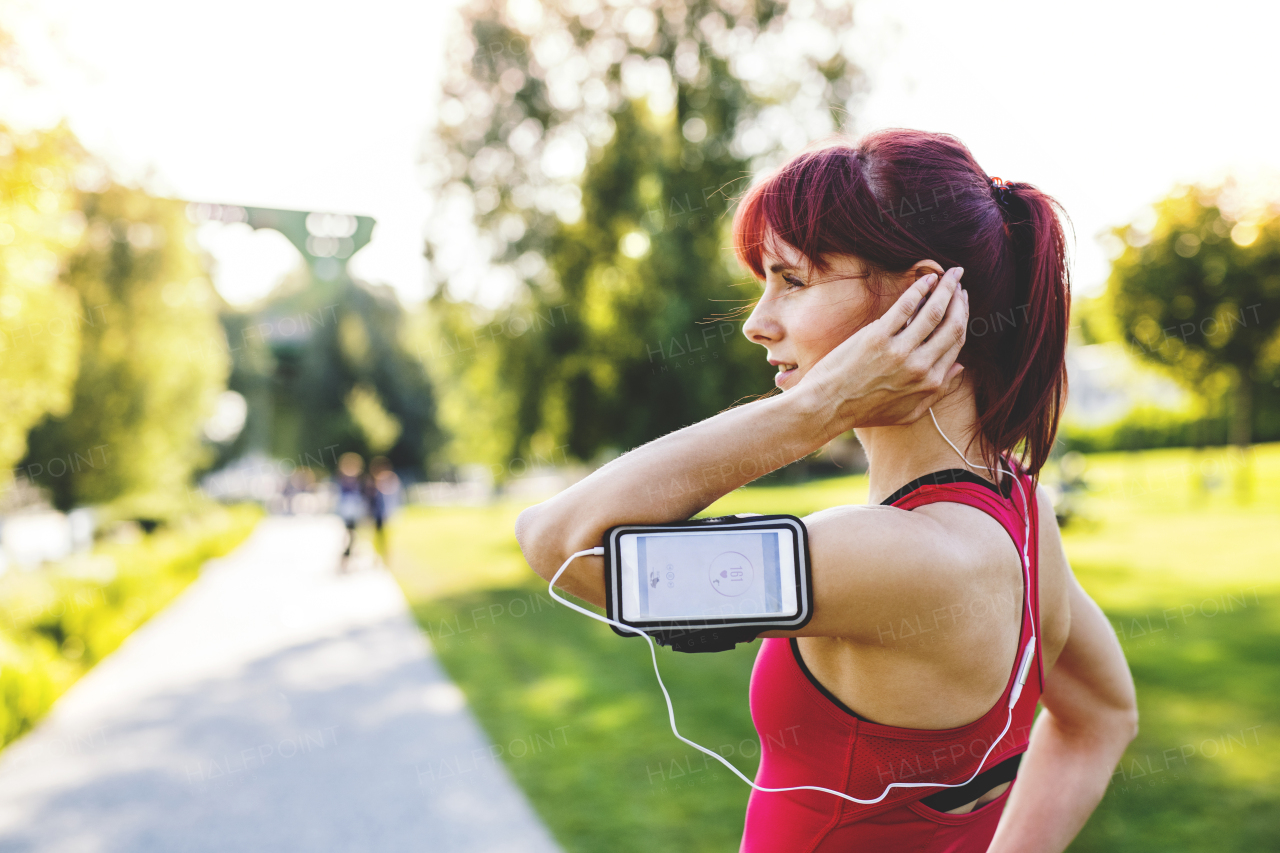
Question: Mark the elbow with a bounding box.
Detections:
[1097,702,1139,756]
[1121,705,1140,745]
[1046,700,1138,755]
[516,502,564,583]
[1116,676,1140,746]
[514,504,546,578]
[516,501,601,584]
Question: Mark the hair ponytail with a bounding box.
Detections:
[975,185,1071,479]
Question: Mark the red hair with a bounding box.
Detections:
[732,129,1070,478]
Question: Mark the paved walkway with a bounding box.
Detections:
[0,516,563,853]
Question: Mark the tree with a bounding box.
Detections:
[0,122,86,487]
[187,203,443,480]
[422,0,864,473]
[24,184,229,514]
[214,265,443,479]
[1105,184,1280,450]
[212,263,442,479]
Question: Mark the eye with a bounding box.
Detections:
[782,274,805,290]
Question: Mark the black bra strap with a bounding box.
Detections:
[918,751,1022,812]
[789,638,874,722]
[880,468,1013,506]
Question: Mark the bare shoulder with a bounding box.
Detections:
[766,500,1008,644]
[765,497,1033,728]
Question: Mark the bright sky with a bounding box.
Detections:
[2,0,458,305]
[851,0,1280,296]
[4,0,1279,306]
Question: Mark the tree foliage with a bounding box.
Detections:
[218,269,442,478]
[423,0,863,472]
[0,123,86,480]
[24,185,229,513]
[1105,184,1280,446]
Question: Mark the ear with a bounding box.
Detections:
[906,259,945,281]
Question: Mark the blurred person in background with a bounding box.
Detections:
[336,452,365,569]
[282,467,317,515]
[365,456,401,562]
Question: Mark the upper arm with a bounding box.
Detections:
[759,504,979,644]
[1039,573,1139,741]
[1028,480,1136,739]
[510,501,941,622]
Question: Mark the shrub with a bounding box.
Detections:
[0,504,262,748]
[1061,405,1228,453]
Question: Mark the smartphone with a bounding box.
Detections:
[602,514,812,646]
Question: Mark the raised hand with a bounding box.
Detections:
[795,267,969,433]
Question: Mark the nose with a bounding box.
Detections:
[742,290,778,346]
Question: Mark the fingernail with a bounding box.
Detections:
[955,267,964,278]
[963,289,969,303]
[925,273,938,285]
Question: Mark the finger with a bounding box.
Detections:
[896,267,963,350]
[932,361,965,401]
[919,282,969,365]
[877,272,940,338]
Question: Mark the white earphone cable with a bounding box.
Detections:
[928,406,1038,711]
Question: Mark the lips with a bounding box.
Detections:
[772,362,798,387]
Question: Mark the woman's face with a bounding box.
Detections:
[742,236,885,391]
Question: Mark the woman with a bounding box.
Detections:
[515,129,1137,852]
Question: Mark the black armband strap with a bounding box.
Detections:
[650,625,761,654]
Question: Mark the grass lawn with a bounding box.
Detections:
[386,444,1280,852]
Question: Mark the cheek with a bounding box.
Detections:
[796,292,874,356]
[806,316,853,357]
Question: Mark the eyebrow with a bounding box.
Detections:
[768,263,796,274]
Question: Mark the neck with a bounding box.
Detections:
[856,378,1002,505]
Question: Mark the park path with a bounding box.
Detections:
[0,515,563,853]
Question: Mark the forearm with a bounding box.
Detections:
[515,386,835,603]
[987,709,1135,853]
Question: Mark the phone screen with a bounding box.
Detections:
[618,529,797,622]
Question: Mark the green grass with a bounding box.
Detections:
[386,444,1280,853]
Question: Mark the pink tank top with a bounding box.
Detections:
[741,464,1044,853]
